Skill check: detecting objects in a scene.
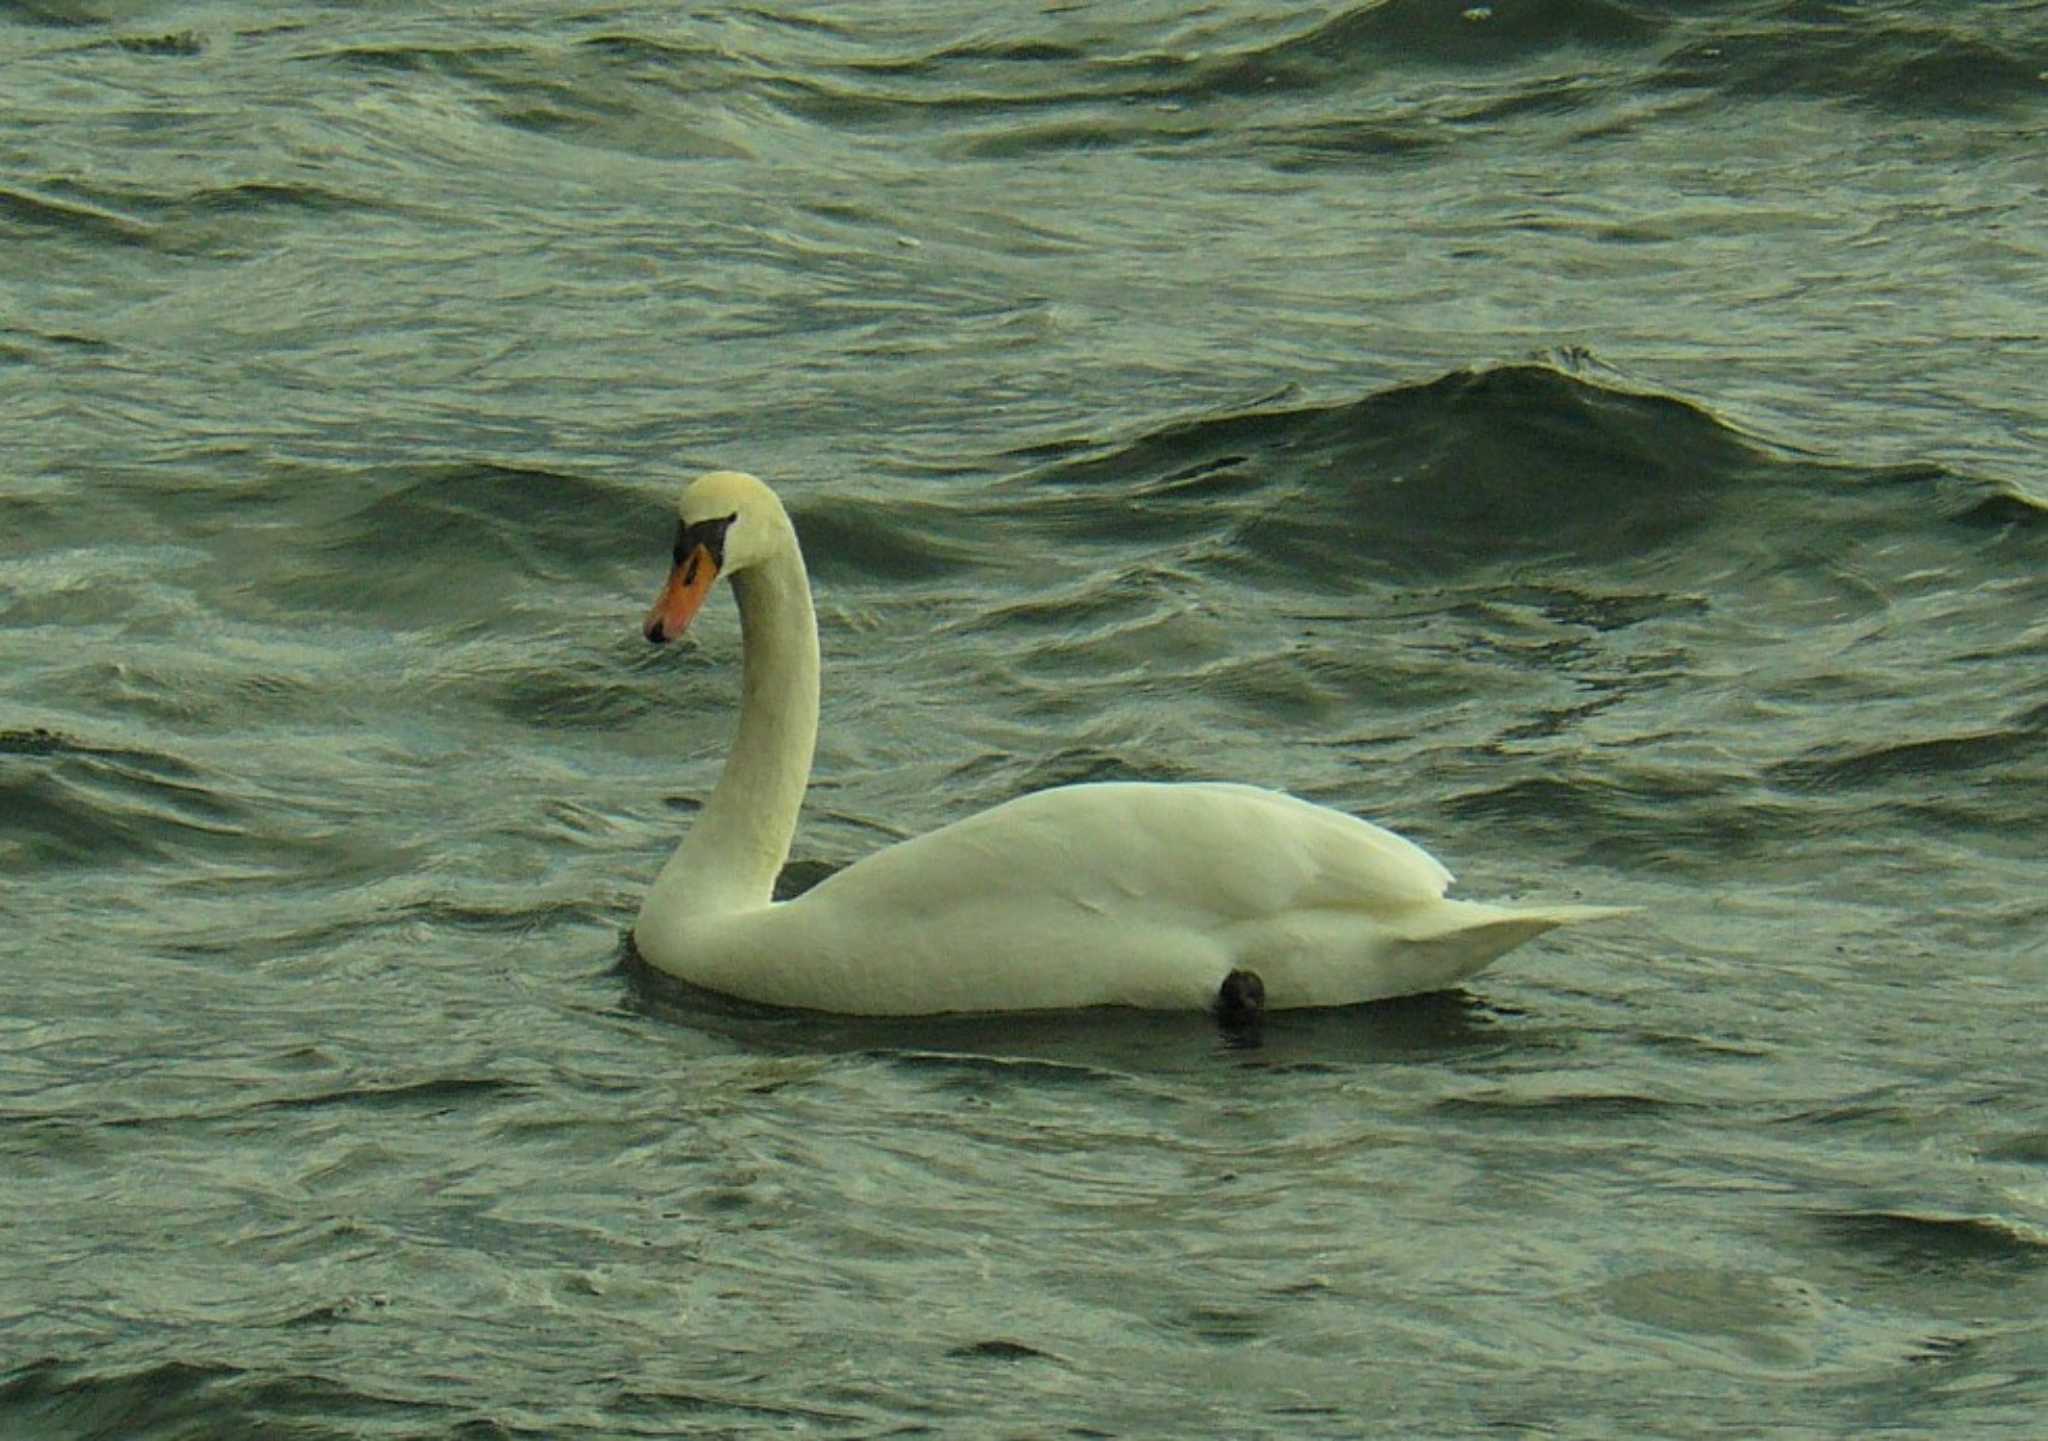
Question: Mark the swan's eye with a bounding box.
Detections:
[676,512,739,567]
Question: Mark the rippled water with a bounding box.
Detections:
[5,2,2047,1436]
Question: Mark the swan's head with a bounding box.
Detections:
[643,470,787,645]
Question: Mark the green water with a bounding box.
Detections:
[4,3,2046,1436]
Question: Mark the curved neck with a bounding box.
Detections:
[653,539,820,918]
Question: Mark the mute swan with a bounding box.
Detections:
[632,470,1627,1019]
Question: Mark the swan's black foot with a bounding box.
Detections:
[1215,968,1266,1030]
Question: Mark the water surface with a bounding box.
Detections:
[4,2,2046,1436]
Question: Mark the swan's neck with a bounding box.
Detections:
[653,544,819,920]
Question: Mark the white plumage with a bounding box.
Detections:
[632,470,1626,1016]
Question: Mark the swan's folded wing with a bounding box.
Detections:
[803,780,1452,928]
[741,781,1528,1013]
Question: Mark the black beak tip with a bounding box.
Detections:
[644,621,669,645]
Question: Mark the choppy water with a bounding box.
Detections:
[5,2,2047,1436]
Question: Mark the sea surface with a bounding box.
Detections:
[5,1,2047,1436]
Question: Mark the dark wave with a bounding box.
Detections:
[1946,486,2048,533]
[1221,0,1664,86]
[1983,1133,2048,1166]
[790,492,992,585]
[0,727,268,868]
[302,34,750,159]
[1767,708,2045,795]
[0,183,154,248]
[341,463,644,566]
[1433,1090,1690,1123]
[1011,363,2042,588]
[696,0,1665,149]
[477,0,2048,167]
[271,464,643,621]
[0,1359,242,1441]
[257,1074,528,1115]
[107,31,205,57]
[1012,365,1761,578]
[309,41,532,79]
[487,659,666,730]
[1816,1209,2048,1272]
[0,1356,445,1441]
[182,180,376,217]
[1655,14,2048,116]
[946,1338,1062,1362]
[0,171,384,273]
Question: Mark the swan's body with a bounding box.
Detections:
[632,471,1626,1017]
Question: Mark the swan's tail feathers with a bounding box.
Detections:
[1491,903,1637,930]
[1382,901,1635,997]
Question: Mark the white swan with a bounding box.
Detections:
[632,470,1627,1018]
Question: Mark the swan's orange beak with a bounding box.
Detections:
[644,545,720,645]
